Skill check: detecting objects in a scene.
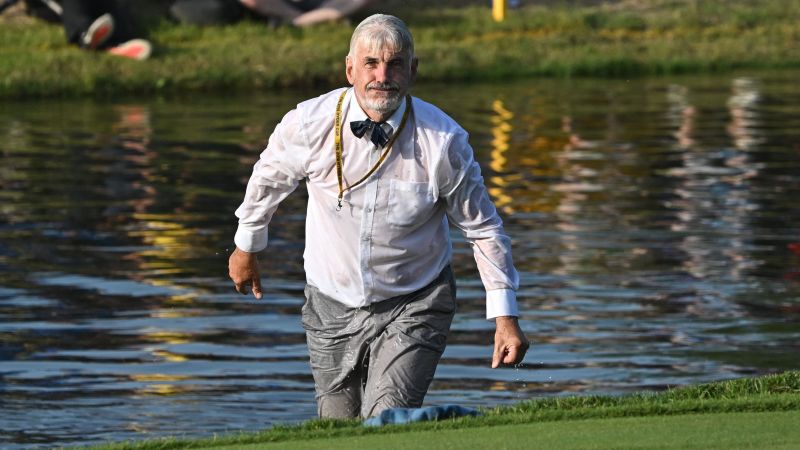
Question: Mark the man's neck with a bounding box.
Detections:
[366,111,392,122]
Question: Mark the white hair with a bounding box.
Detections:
[348,14,414,59]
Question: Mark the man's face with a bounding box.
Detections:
[346,40,418,121]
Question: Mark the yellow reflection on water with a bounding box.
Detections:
[143,331,193,345]
[129,213,198,266]
[114,106,212,300]
[489,380,511,391]
[152,349,189,362]
[130,373,191,396]
[139,385,184,396]
[484,96,597,218]
[131,374,190,382]
[149,309,199,319]
[165,293,199,305]
[488,99,515,214]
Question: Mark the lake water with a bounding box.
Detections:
[1,71,799,448]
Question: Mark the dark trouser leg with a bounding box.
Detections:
[61,0,136,47]
[103,0,136,45]
[61,0,102,44]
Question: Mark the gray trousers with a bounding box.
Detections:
[301,266,456,418]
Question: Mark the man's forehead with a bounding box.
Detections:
[354,41,406,60]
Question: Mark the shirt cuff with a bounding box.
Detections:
[234,227,269,253]
[485,289,518,320]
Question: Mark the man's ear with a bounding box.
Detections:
[345,55,355,85]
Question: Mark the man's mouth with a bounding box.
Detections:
[367,83,399,93]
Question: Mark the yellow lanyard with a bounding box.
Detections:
[334,89,412,210]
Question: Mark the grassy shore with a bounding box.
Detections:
[1,0,799,99]
[199,413,800,449]
[86,371,800,449]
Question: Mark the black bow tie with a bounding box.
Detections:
[350,118,390,148]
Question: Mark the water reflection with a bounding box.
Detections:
[1,72,800,448]
[488,99,515,215]
[664,78,763,284]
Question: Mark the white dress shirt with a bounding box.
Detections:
[234,88,519,319]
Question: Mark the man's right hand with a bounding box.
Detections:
[228,247,263,299]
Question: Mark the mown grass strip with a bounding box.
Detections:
[2,0,799,98]
[211,411,800,450]
[86,371,800,450]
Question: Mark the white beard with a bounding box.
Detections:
[363,92,403,115]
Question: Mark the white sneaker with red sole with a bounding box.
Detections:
[108,39,152,61]
[81,13,115,49]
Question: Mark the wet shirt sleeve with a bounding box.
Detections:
[234,108,309,253]
[437,130,520,320]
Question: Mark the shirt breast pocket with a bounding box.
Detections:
[387,180,434,227]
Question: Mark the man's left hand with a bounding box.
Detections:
[491,316,529,368]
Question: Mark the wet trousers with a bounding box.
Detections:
[301,266,456,418]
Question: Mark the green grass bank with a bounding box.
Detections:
[2,0,799,99]
[187,413,800,449]
[87,371,800,449]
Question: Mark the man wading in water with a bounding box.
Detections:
[229,13,529,418]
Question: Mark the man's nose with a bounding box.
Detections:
[374,63,389,83]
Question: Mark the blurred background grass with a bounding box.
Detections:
[1,0,798,98]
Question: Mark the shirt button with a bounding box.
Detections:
[365,206,372,213]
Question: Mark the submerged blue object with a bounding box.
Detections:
[363,404,481,427]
